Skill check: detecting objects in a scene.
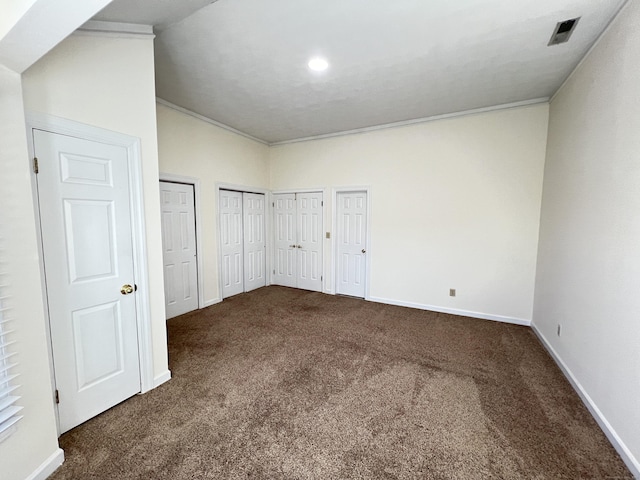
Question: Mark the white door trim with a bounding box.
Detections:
[331,187,372,300]
[159,173,204,311]
[26,112,155,412]
[215,183,271,303]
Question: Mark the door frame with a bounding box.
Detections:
[159,174,204,312]
[271,188,328,292]
[331,187,372,300]
[216,182,271,302]
[26,112,156,432]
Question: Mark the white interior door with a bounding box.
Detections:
[273,193,297,288]
[297,192,323,292]
[34,129,141,434]
[160,181,198,319]
[243,192,266,292]
[220,190,244,298]
[336,191,367,298]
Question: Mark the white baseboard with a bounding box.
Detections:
[153,370,172,388]
[532,325,640,478]
[26,448,64,480]
[368,296,531,326]
[202,298,221,308]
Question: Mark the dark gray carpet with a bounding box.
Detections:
[51,286,631,479]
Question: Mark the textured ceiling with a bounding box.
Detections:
[95,0,216,30]
[95,0,626,144]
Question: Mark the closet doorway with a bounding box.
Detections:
[272,191,323,292]
[219,189,267,299]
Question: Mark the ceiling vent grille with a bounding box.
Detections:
[549,17,580,46]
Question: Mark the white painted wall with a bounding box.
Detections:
[0,0,113,72]
[157,103,270,305]
[532,1,640,475]
[21,33,170,383]
[0,0,38,38]
[0,64,61,480]
[270,104,549,323]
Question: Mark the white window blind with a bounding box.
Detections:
[0,237,22,443]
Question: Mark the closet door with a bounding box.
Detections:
[220,190,244,298]
[336,191,367,297]
[160,181,199,318]
[273,194,297,288]
[297,192,323,292]
[243,193,266,292]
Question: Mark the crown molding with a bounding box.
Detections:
[270,98,550,146]
[76,20,154,38]
[156,98,269,145]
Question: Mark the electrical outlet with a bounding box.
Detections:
[557,324,561,336]
[449,288,456,297]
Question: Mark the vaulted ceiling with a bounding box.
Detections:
[95,0,626,143]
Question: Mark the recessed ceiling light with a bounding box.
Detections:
[308,57,329,72]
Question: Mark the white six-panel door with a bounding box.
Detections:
[34,129,141,433]
[273,194,297,288]
[243,193,266,292]
[297,192,323,292]
[336,191,367,298]
[273,192,323,292]
[220,190,244,298]
[159,181,198,318]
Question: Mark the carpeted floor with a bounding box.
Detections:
[51,286,631,479]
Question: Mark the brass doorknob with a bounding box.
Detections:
[120,284,134,295]
[362,249,366,254]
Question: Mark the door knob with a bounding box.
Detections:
[297,245,302,249]
[362,249,366,254]
[289,244,296,248]
[120,284,134,295]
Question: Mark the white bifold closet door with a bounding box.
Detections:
[220,190,266,299]
[273,192,323,292]
[243,193,266,292]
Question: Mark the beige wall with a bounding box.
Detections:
[21,33,170,382]
[270,104,549,323]
[156,103,270,304]
[532,1,640,474]
[0,64,60,480]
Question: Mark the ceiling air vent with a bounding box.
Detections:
[548,17,580,46]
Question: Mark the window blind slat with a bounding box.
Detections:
[0,373,20,386]
[0,412,23,436]
[0,384,20,398]
[0,395,20,412]
[0,351,17,363]
[0,239,22,441]
[0,362,17,376]
[0,405,22,426]
[0,415,23,436]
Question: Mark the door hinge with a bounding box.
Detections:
[55,389,60,404]
[273,269,275,274]
[272,202,275,207]
[33,157,39,174]
[321,275,323,281]
[321,201,323,207]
